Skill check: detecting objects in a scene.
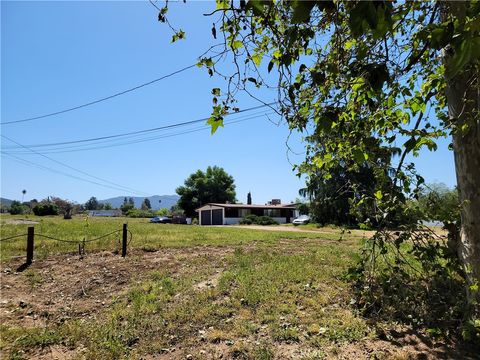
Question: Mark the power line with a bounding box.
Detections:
[1,63,198,126]
[2,103,275,150]
[1,135,151,196]
[1,111,275,194]
[2,152,150,195]
[3,111,276,155]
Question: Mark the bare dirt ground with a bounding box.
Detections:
[0,246,233,330]
[1,243,476,360]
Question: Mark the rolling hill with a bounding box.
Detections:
[98,195,179,210]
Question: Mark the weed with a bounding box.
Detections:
[23,269,44,288]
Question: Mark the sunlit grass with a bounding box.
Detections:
[0,214,374,359]
[0,214,364,260]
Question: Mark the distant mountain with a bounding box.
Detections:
[0,198,13,206]
[98,195,179,210]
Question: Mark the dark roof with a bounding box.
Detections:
[196,203,297,211]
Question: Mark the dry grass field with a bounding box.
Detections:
[0,215,475,359]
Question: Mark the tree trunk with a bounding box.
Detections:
[443,2,480,317]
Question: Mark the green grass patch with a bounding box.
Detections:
[0,215,374,358]
[0,215,364,260]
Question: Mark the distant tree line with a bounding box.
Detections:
[300,174,458,229]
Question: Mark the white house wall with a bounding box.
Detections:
[224,217,290,225]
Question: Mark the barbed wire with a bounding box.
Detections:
[127,229,133,246]
[1,229,124,244]
[0,233,28,242]
[36,230,122,244]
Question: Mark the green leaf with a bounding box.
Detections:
[291,0,316,24]
[268,60,274,73]
[446,38,473,78]
[345,39,356,50]
[211,88,221,96]
[197,57,215,68]
[246,0,266,16]
[207,116,224,134]
[231,40,244,50]
[171,29,185,43]
[404,137,417,152]
[215,0,230,10]
[363,63,389,91]
[375,190,383,200]
[272,49,282,59]
[429,22,453,50]
[252,53,262,66]
[311,71,325,84]
[349,2,374,37]
[353,149,368,164]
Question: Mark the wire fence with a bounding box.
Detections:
[0,224,132,264]
[0,233,28,242]
[36,230,121,244]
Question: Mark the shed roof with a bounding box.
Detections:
[195,203,297,212]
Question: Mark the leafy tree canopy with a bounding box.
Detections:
[32,203,59,216]
[9,200,26,215]
[141,198,152,210]
[160,0,480,328]
[84,196,102,211]
[176,165,236,217]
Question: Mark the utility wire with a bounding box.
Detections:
[2,103,275,150]
[1,135,151,196]
[1,152,150,195]
[1,112,274,193]
[1,63,198,126]
[3,111,276,155]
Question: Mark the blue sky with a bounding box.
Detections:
[1,1,456,205]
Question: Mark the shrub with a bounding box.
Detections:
[32,203,59,216]
[156,208,170,216]
[9,201,25,215]
[256,216,279,225]
[239,214,278,226]
[126,209,155,218]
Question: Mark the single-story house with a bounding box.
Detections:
[88,210,122,217]
[195,203,299,226]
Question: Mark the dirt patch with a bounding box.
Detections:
[0,246,233,329]
[1,240,475,360]
[335,331,478,360]
[194,270,223,290]
[4,219,39,225]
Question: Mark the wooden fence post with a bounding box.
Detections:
[122,223,127,257]
[26,226,34,264]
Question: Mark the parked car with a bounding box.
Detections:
[150,216,172,224]
[292,215,310,225]
[171,215,187,224]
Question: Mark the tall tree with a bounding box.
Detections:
[84,196,99,210]
[141,198,152,210]
[50,197,74,218]
[247,191,252,205]
[160,1,480,320]
[176,166,236,217]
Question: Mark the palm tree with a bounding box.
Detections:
[21,189,26,203]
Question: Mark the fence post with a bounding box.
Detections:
[122,223,127,257]
[26,227,34,264]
